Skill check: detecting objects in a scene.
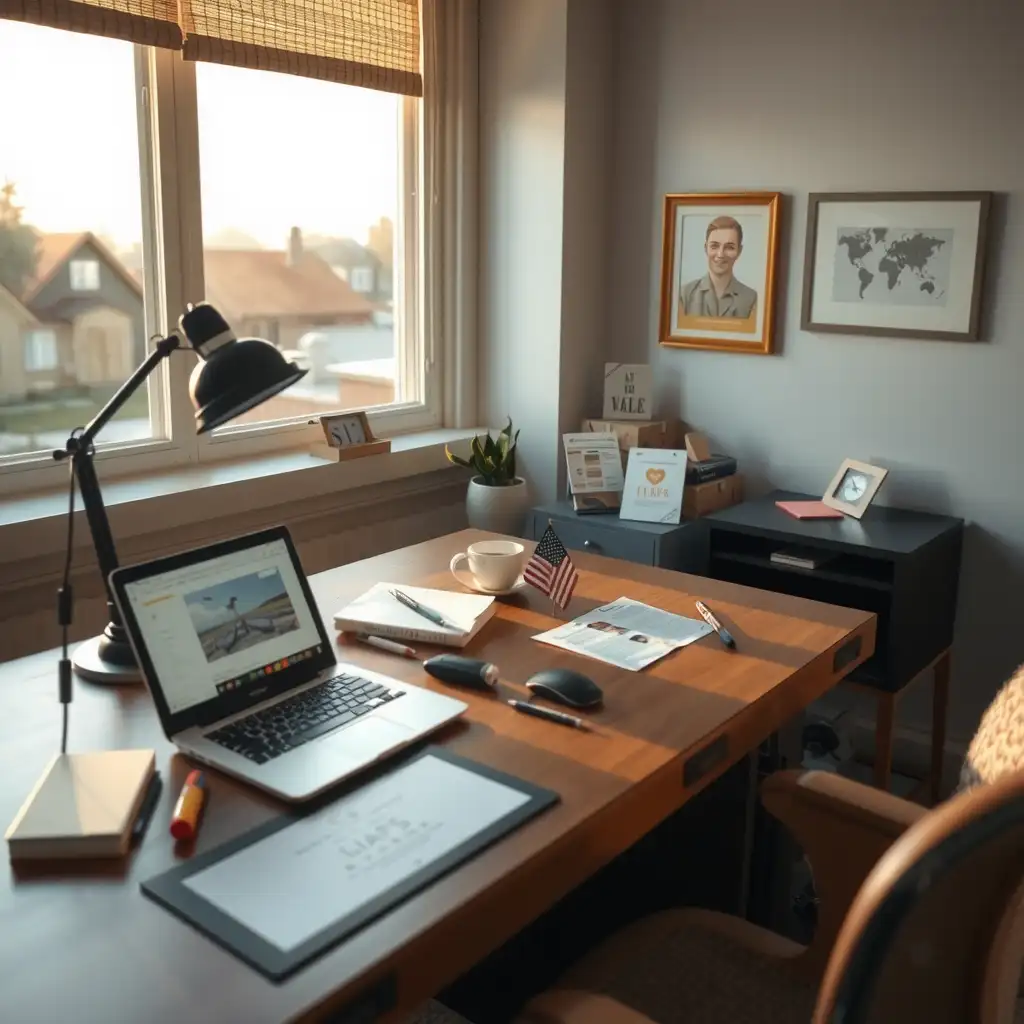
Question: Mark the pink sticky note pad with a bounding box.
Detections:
[775,500,844,520]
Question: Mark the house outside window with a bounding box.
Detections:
[349,266,375,294]
[69,259,100,291]
[24,329,58,371]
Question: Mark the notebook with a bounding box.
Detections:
[775,500,844,520]
[6,749,156,860]
[333,583,497,648]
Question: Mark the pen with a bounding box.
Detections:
[355,633,420,660]
[170,769,208,841]
[508,699,585,730]
[696,600,736,649]
[390,588,454,630]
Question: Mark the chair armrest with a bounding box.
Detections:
[761,769,929,980]
[514,991,658,1024]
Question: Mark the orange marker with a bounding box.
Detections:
[170,769,207,841]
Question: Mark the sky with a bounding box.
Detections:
[0,21,400,251]
[185,568,291,632]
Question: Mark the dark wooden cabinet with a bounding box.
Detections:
[705,490,963,692]
[527,500,707,572]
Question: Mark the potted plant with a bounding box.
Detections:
[445,419,529,535]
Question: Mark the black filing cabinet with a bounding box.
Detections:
[704,490,964,693]
[527,500,707,572]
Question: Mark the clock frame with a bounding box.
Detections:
[822,458,888,519]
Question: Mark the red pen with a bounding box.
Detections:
[170,769,207,841]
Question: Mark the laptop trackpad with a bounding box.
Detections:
[321,715,414,760]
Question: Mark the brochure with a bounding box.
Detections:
[562,432,625,495]
[532,597,713,672]
[620,448,687,524]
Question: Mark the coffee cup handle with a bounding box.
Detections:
[449,551,469,574]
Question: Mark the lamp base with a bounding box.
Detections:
[72,634,142,685]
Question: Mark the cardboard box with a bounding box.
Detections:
[581,418,684,452]
[683,473,744,519]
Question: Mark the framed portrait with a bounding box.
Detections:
[822,459,888,519]
[658,192,782,355]
[801,191,992,341]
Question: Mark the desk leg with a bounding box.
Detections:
[873,693,896,791]
[931,651,952,805]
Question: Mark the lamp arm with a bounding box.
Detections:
[77,332,181,449]
[52,333,182,660]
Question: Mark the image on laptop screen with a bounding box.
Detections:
[120,537,326,714]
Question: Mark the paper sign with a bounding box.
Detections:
[602,363,652,421]
[620,448,687,524]
[563,432,624,495]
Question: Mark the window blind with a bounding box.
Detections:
[178,0,422,97]
[0,0,423,97]
[0,0,181,48]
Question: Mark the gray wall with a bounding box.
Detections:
[607,0,1024,740]
[479,0,612,502]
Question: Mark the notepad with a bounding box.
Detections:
[775,500,844,520]
[5,749,156,860]
[333,583,496,648]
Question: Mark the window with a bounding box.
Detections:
[349,266,376,294]
[194,61,404,434]
[0,1,468,496]
[23,329,58,372]
[69,259,101,291]
[0,22,156,466]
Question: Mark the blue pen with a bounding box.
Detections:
[696,601,736,649]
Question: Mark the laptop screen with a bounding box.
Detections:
[119,536,326,715]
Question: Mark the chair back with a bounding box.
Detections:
[813,768,1024,1024]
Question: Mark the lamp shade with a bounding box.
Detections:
[180,303,307,433]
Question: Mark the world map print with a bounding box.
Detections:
[832,226,953,307]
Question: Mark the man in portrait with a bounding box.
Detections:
[681,215,758,319]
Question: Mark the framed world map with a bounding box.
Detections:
[801,191,992,341]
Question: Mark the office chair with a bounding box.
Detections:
[513,665,1024,1024]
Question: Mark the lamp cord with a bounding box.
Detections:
[57,450,77,755]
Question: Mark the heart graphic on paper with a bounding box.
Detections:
[645,468,666,485]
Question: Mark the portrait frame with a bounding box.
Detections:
[822,459,888,519]
[658,192,782,355]
[801,191,992,341]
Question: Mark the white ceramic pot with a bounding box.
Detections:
[465,476,529,536]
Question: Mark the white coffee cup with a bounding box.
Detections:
[450,540,526,592]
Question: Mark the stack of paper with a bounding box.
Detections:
[333,583,496,648]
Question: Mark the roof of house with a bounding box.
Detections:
[203,249,376,321]
[0,281,38,323]
[22,231,143,305]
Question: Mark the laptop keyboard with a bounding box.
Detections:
[207,672,404,765]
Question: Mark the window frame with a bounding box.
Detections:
[0,3,473,496]
[23,328,59,372]
[68,258,101,292]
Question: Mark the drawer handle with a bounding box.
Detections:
[583,539,601,551]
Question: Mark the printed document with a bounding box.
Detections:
[562,432,624,495]
[182,755,529,951]
[532,597,713,671]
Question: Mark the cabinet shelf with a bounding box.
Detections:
[709,549,893,592]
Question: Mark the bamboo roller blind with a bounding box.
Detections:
[0,0,422,96]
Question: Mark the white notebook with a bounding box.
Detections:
[333,583,496,648]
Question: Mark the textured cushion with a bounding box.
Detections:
[960,663,1024,791]
[542,909,815,1024]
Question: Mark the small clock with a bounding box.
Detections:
[311,411,391,462]
[822,458,888,519]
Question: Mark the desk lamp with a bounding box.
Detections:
[54,302,307,687]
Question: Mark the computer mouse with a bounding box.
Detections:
[525,668,603,709]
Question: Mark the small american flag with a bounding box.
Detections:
[525,524,579,609]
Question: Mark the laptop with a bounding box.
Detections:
[109,526,468,803]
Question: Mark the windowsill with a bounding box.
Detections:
[0,427,482,565]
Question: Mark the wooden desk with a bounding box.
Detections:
[0,530,875,1023]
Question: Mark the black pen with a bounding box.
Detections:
[696,600,736,649]
[508,699,586,730]
[390,588,455,630]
